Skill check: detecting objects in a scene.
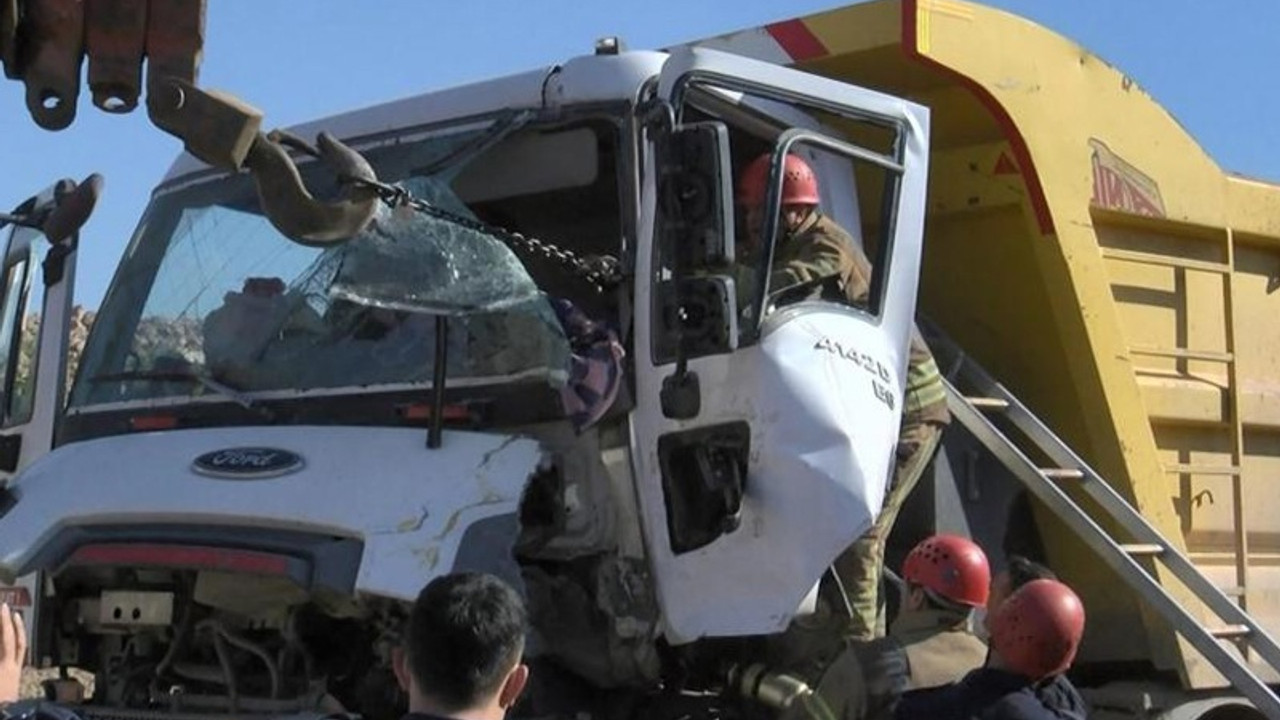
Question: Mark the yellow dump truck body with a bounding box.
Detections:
[696,0,1280,689]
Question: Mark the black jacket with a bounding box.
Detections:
[895,668,1088,720]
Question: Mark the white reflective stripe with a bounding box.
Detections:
[680,28,794,65]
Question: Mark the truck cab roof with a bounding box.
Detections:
[161,50,669,185]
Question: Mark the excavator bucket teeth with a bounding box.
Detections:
[1,0,18,80]
[19,0,86,130]
[84,0,148,113]
[142,0,204,99]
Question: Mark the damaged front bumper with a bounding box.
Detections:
[0,425,542,601]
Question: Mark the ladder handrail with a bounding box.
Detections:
[945,385,1280,716]
[947,361,1280,672]
[1223,228,1250,640]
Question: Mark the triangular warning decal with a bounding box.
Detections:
[994,152,1019,175]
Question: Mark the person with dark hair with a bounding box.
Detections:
[977,557,1086,718]
[984,556,1057,636]
[392,573,530,720]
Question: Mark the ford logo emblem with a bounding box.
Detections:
[192,447,304,480]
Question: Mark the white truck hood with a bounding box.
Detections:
[0,426,541,601]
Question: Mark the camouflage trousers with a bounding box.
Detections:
[834,421,944,640]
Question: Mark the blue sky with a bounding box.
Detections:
[1,1,1277,309]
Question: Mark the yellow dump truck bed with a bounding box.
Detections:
[696,0,1280,690]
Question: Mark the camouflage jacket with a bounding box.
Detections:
[777,213,949,426]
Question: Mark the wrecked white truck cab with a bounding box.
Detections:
[0,45,928,719]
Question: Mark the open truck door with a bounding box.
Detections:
[0,177,98,481]
[631,47,930,642]
[0,176,98,663]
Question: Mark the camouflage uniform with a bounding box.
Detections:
[769,213,860,293]
[803,609,988,720]
[774,212,951,640]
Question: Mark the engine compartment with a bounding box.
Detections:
[46,565,404,718]
[36,545,849,720]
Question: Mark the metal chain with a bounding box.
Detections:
[348,177,623,292]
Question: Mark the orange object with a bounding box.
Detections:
[737,153,821,206]
[901,534,992,608]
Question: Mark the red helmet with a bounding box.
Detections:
[991,579,1086,680]
[901,534,991,608]
[736,152,821,207]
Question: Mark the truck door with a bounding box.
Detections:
[0,178,91,660]
[0,179,91,480]
[632,47,930,643]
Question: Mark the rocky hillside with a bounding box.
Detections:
[19,305,95,393]
[17,307,202,397]
[64,305,94,384]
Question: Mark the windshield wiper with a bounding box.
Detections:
[89,370,270,417]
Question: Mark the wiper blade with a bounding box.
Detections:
[90,370,262,413]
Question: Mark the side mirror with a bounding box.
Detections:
[657,121,735,270]
[41,174,103,287]
[655,275,739,364]
[654,122,740,419]
[42,174,103,245]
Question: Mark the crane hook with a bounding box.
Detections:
[146,78,379,246]
[244,130,380,247]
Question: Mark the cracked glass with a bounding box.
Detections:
[70,118,573,407]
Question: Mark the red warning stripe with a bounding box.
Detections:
[994,152,1019,176]
[765,19,829,62]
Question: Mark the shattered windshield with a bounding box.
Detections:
[70,116,612,408]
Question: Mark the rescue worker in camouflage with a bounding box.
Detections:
[737,152,951,639]
[796,535,991,720]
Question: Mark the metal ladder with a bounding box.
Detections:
[939,350,1280,716]
[1100,229,1251,616]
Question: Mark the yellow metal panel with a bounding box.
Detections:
[1233,242,1280,426]
[1228,177,1280,240]
[800,2,901,59]
[915,0,975,55]
[926,142,1027,215]
[1138,377,1224,425]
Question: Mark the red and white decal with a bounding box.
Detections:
[1089,138,1166,217]
[677,18,829,65]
